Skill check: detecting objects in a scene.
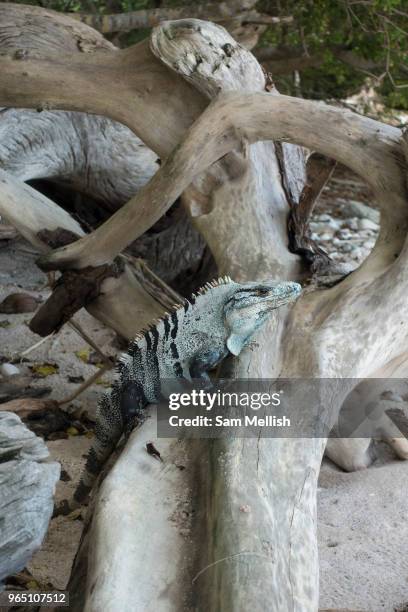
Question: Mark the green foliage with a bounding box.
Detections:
[8,0,408,108]
[259,0,408,107]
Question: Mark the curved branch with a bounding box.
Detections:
[0,42,205,159]
[0,169,164,339]
[35,92,403,270]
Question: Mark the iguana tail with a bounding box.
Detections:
[53,392,122,517]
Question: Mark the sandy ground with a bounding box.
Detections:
[0,169,407,611]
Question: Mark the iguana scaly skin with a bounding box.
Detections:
[55,277,301,516]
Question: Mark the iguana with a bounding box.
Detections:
[54,277,301,516]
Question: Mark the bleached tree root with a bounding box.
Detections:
[327,362,408,471]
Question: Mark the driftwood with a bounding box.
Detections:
[287,153,337,271]
[1,5,408,611]
[0,169,164,339]
[0,411,60,584]
[0,3,212,293]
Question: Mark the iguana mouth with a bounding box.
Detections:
[261,281,302,309]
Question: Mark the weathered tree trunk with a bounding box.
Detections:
[1,5,408,612]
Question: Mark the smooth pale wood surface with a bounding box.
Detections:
[0,412,60,583]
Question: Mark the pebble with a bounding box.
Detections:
[358,218,379,231]
[351,248,364,260]
[338,199,380,223]
[0,363,20,377]
[343,218,359,231]
[336,229,354,240]
[311,218,341,230]
[310,194,381,269]
[314,214,332,222]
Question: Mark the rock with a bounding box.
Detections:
[0,292,41,314]
[0,398,59,420]
[0,398,71,439]
[351,248,364,260]
[338,199,380,224]
[0,412,60,584]
[0,375,51,404]
[340,243,354,253]
[320,233,333,241]
[311,219,341,231]
[343,218,359,231]
[336,229,354,240]
[357,218,379,231]
[314,214,332,222]
[0,363,20,377]
[332,262,355,274]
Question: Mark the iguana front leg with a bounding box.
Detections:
[119,380,148,440]
[188,347,229,384]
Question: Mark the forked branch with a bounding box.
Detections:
[32,93,403,271]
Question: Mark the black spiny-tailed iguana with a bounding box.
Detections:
[55,276,301,516]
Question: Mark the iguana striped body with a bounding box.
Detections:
[55,277,301,516]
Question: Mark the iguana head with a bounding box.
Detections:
[223,280,302,355]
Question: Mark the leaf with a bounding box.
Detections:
[146,441,163,462]
[96,379,111,387]
[0,398,58,419]
[0,320,10,328]
[30,363,59,377]
[75,348,90,363]
[26,580,39,590]
[66,426,79,436]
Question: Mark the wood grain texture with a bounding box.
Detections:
[0,412,60,584]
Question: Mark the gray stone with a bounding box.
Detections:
[357,218,379,231]
[336,229,354,240]
[343,218,359,231]
[338,199,380,224]
[311,218,341,231]
[0,363,20,377]
[314,214,332,222]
